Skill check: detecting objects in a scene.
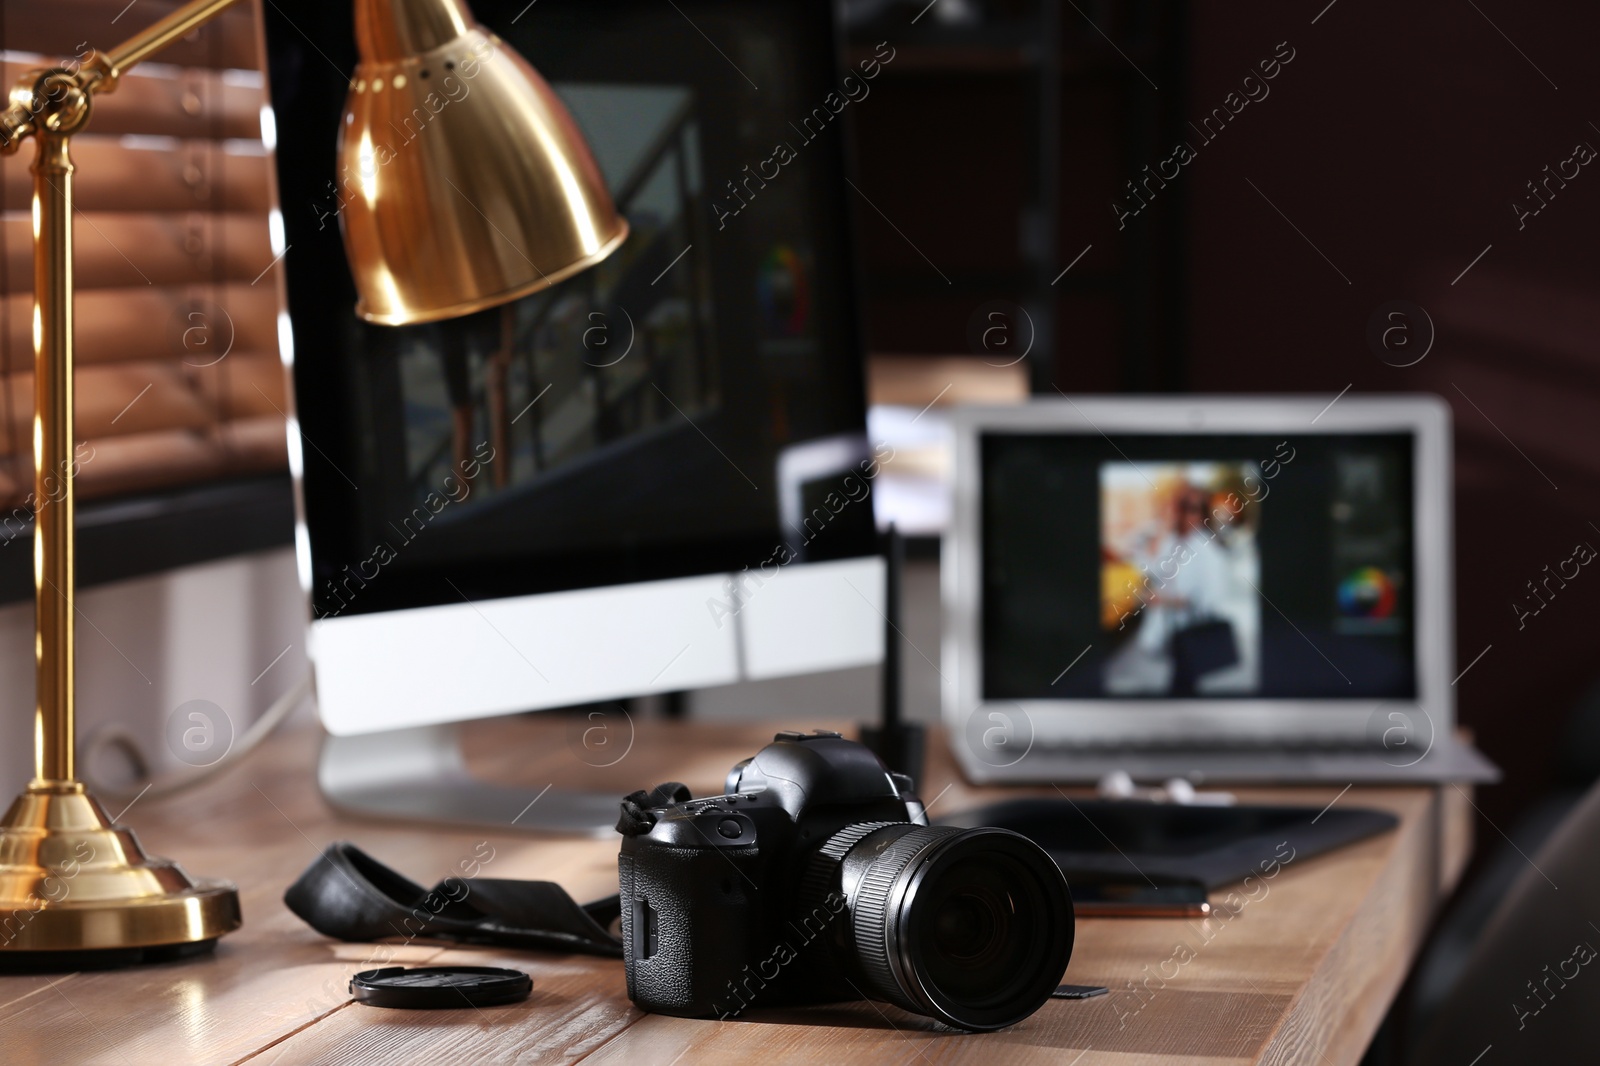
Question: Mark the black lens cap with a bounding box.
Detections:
[349,966,532,1009]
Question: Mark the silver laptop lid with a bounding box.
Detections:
[943,395,1453,773]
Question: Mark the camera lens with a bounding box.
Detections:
[804,822,1073,1031]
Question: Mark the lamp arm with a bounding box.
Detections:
[0,0,248,152]
[100,0,252,77]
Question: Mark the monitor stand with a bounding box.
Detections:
[317,723,621,837]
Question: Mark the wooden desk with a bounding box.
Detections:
[0,715,1472,1065]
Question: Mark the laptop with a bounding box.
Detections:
[943,395,1499,785]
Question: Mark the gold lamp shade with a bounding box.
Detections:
[341,0,629,325]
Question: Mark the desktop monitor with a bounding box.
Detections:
[266,0,884,828]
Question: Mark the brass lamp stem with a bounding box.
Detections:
[30,132,76,789]
[0,0,249,790]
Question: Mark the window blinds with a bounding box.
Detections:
[0,0,289,510]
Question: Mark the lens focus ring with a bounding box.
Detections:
[848,825,967,1017]
[796,820,902,940]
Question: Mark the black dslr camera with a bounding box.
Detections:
[616,730,1074,1031]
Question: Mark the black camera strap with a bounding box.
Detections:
[284,841,625,957]
[284,784,693,957]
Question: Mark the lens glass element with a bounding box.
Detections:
[822,823,1073,1031]
[918,854,1041,1008]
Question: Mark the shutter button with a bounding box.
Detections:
[717,818,743,839]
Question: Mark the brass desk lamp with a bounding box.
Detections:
[0,0,626,964]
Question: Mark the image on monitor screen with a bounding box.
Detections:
[391,84,719,513]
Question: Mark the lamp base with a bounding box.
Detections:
[0,939,222,973]
[0,786,240,969]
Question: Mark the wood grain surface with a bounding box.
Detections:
[0,714,1471,1065]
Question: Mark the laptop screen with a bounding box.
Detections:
[980,432,1417,701]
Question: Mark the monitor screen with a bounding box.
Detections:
[980,432,1417,701]
[268,0,876,621]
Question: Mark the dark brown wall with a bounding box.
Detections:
[851,0,1600,831]
[1183,0,1600,827]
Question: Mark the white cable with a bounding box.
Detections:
[83,672,314,803]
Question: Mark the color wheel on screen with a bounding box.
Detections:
[757,244,810,337]
[1338,566,1397,618]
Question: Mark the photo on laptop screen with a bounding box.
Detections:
[981,432,1416,702]
[1099,461,1264,696]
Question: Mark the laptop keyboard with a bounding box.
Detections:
[1003,734,1498,784]
[1044,735,1380,756]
